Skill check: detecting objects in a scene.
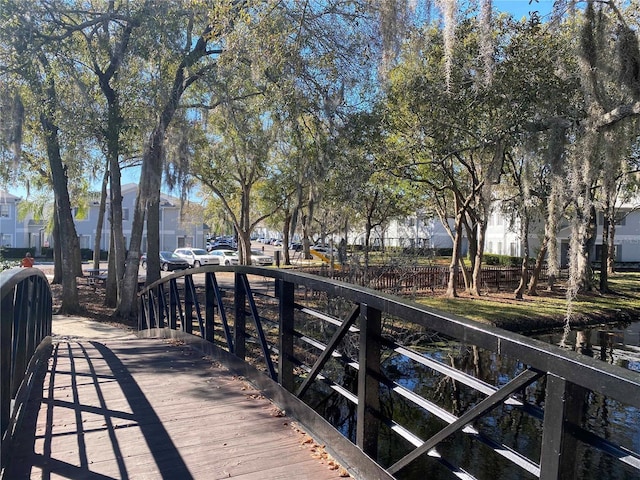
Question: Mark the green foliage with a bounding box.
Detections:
[483,253,527,267]
[1,247,35,259]
[0,248,20,270]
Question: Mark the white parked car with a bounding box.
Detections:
[209,249,238,266]
[173,248,219,267]
[250,249,273,266]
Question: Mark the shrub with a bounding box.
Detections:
[0,247,35,260]
[483,253,530,267]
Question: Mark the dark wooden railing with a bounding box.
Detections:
[0,267,52,470]
[138,266,640,480]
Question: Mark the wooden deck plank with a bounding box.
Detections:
[5,337,349,479]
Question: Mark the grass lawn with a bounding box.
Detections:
[415,272,640,334]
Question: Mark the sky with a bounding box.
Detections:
[494,0,556,20]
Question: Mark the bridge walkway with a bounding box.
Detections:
[3,316,348,480]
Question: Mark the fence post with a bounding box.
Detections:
[357,302,381,457]
[278,279,295,391]
[539,374,587,479]
[234,272,246,360]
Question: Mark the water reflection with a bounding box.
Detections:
[533,321,640,372]
[300,330,639,479]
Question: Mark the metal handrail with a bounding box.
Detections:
[138,266,640,480]
[0,267,53,471]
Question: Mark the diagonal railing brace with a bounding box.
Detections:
[388,368,544,475]
[296,304,360,398]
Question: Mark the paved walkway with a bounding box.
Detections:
[4,316,350,479]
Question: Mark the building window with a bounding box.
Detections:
[595,244,620,261]
[0,204,10,218]
[78,235,91,249]
[178,236,193,248]
[598,212,627,226]
[1,234,12,247]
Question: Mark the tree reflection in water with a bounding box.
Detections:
[301,328,639,479]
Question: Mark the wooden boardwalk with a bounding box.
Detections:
[4,335,350,479]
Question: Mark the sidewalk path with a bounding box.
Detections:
[52,315,138,340]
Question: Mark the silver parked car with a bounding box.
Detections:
[209,249,238,266]
[173,248,220,267]
[249,249,273,266]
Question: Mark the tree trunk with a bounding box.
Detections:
[470,219,487,296]
[527,236,548,296]
[578,205,597,292]
[116,27,214,318]
[458,256,471,291]
[146,196,161,285]
[40,92,81,314]
[105,105,127,307]
[51,211,62,285]
[463,213,478,294]
[94,25,132,310]
[104,229,117,307]
[607,220,616,274]
[446,217,463,298]
[93,165,109,270]
[282,210,292,265]
[600,206,611,293]
[117,127,162,319]
[515,215,530,299]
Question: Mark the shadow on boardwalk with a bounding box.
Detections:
[5,327,349,479]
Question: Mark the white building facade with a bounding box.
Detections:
[0,184,209,255]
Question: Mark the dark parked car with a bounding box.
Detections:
[207,242,236,252]
[141,251,191,271]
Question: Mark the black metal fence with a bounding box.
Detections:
[138,266,639,480]
[0,267,52,470]
[295,264,569,295]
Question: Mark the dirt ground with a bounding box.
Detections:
[39,265,135,328]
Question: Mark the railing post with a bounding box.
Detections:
[0,292,14,441]
[156,284,165,328]
[138,294,147,330]
[540,374,587,479]
[234,272,246,360]
[169,278,178,330]
[25,277,37,363]
[278,279,295,391]
[357,302,381,457]
[204,273,215,343]
[147,290,156,328]
[11,282,29,398]
[184,275,194,334]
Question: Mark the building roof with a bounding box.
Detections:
[0,191,21,202]
[121,183,179,208]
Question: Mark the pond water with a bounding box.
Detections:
[301,319,640,479]
[533,320,640,373]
